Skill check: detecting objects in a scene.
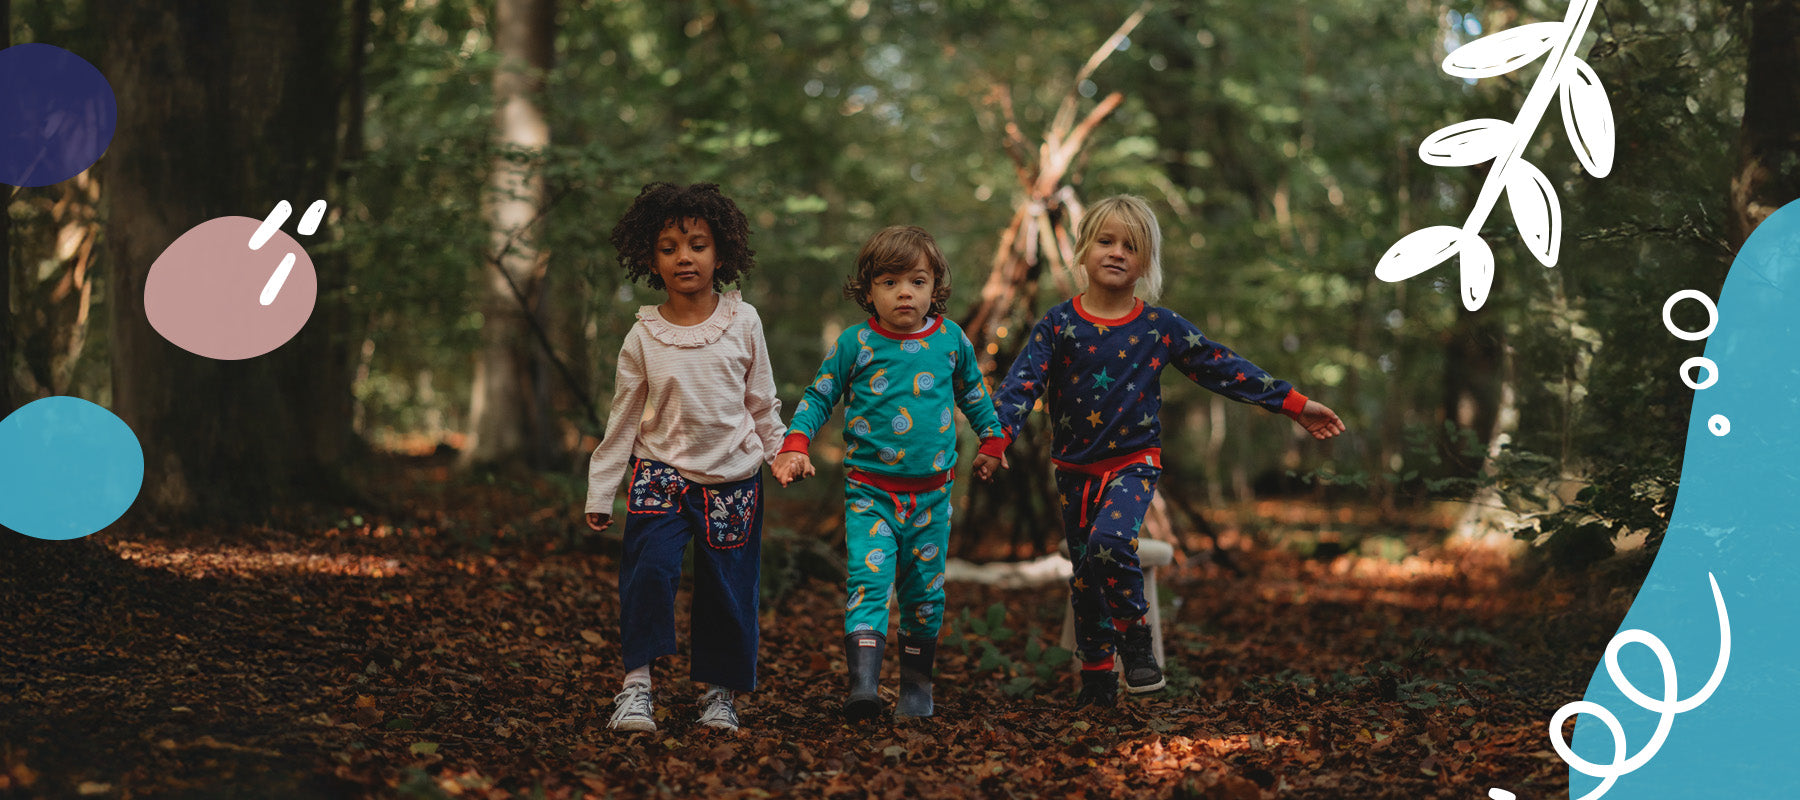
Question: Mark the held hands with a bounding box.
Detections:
[1297,399,1347,440]
[772,452,816,486]
[971,452,1008,482]
[585,512,611,532]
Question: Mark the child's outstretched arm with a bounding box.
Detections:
[774,331,854,486]
[973,313,1056,482]
[742,308,789,463]
[1167,314,1344,437]
[950,324,1008,483]
[584,332,652,531]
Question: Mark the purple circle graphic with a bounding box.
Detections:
[144,217,318,360]
[0,43,117,187]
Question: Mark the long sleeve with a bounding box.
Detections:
[1167,314,1307,418]
[742,310,787,462]
[949,325,1003,445]
[780,330,855,453]
[982,312,1057,457]
[586,330,651,513]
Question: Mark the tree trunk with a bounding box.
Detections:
[461,0,556,471]
[1729,0,1800,248]
[100,1,350,520]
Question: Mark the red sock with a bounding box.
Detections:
[1082,655,1116,671]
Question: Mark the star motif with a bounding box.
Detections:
[1234,371,1247,382]
[1129,335,1139,345]
[1022,380,1037,390]
[1073,577,1088,591]
[1260,374,1277,390]
[1116,427,1130,437]
[1107,475,1129,490]
[1106,577,1118,587]
[1093,547,1118,565]
[1085,410,1103,427]
[1184,332,1203,348]
[1107,440,1117,448]
[1149,357,1161,369]
[1117,350,1128,359]
[1092,369,1116,390]
[1056,415,1073,430]
[1087,345,1098,354]
[1139,414,1155,428]
[1012,400,1031,416]
[1148,312,1159,321]
[1128,537,1140,551]
[1094,324,1110,335]
[1062,325,1078,340]
[1126,382,1136,391]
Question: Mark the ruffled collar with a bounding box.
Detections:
[636,290,740,348]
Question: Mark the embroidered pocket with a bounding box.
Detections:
[701,479,759,550]
[627,459,686,514]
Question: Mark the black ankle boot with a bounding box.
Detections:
[895,634,936,717]
[1074,668,1118,708]
[843,632,885,720]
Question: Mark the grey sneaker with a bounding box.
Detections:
[697,687,740,732]
[608,682,656,732]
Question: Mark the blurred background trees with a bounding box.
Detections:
[3,0,1782,571]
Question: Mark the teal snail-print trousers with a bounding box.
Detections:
[841,476,952,638]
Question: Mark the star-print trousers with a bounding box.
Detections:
[1055,462,1160,663]
[619,457,762,691]
[842,476,953,638]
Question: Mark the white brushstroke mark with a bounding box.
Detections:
[260,252,296,306]
[298,200,327,236]
[250,201,292,251]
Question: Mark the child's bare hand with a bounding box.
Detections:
[1297,400,1346,440]
[971,452,1008,482]
[586,512,612,532]
[772,452,815,486]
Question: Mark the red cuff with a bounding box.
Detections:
[977,436,1010,458]
[779,432,812,455]
[1281,389,1310,420]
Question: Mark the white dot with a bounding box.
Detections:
[1488,790,1517,800]
[1709,415,1730,437]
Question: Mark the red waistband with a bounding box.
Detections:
[847,468,951,493]
[1051,447,1162,477]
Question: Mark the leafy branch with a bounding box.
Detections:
[1376,0,1614,310]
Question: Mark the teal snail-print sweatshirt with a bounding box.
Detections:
[781,316,1003,479]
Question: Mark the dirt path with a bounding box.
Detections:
[2,471,1627,799]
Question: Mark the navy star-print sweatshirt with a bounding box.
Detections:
[981,296,1308,469]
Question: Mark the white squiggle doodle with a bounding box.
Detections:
[1491,573,1729,800]
[1376,0,1614,311]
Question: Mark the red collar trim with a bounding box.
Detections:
[868,315,942,340]
[1073,296,1143,325]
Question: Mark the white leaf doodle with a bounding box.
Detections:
[1378,0,1611,310]
[1442,21,1566,79]
[1419,119,1515,167]
[1374,225,1463,282]
[1560,57,1616,177]
[1504,159,1562,266]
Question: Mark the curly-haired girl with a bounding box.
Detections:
[585,182,785,733]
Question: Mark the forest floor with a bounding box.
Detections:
[2,455,1640,799]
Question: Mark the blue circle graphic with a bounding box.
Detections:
[0,43,117,187]
[0,397,144,540]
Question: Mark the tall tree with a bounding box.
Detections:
[99,1,352,518]
[461,0,556,470]
[1730,0,1800,247]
